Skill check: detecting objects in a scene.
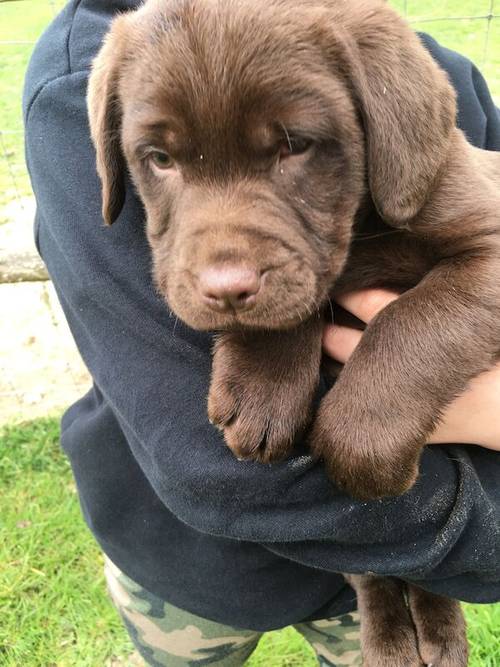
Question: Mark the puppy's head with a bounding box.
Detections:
[88,0,456,331]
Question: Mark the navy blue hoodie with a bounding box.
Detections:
[23,0,500,631]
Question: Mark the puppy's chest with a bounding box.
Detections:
[334,228,438,295]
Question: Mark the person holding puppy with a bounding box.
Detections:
[24,0,500,665]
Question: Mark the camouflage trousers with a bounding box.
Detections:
[104,557,361,667]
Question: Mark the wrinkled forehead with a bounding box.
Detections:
[120,0,357,144]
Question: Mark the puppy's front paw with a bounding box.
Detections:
[208,324,323,463]
[208,370,313,463]
[309,390,422,500]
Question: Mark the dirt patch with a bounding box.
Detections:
[0,280,91,424]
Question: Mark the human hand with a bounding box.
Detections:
[323,289,500,451]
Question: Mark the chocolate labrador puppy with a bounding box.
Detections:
[88,0,500,663]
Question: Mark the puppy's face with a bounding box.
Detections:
[88,0,456,330]
[121,2,365,330]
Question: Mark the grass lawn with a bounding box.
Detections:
[1,417,499,666]
[0,0,500,218]
[0,1,66,215]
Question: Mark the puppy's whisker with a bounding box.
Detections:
[353,230,402,242]
[327,299,335,324]
[280,122,293,152]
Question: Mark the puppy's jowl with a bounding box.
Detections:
[88,1,500,664]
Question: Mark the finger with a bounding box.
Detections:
[323,324,363,363]
[335,289,400,324]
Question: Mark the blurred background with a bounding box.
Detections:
[0,0,88,425]
[1,1,499,665]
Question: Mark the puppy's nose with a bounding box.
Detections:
[198,265,261,312]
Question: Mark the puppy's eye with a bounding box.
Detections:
[150,151,173,170]
[280,135,312,159]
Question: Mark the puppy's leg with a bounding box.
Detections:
[408,585,468,667]
[310,253,500,500]
[346,574,423,667]
[208,317,323,462]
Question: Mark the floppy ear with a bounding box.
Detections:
[87,15,131,225]
[324,2,457,225]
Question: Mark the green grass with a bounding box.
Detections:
[0,1,66,214]
[0,416,132,666]
[0,1,499,219]
[393,0,500,99]
[1,417,499,666]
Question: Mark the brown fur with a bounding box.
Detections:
[87,0,499,663]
